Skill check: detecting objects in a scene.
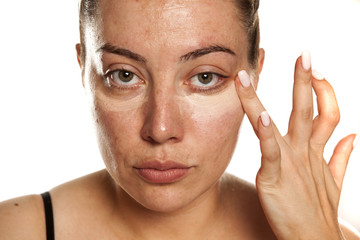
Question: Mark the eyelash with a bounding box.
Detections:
[104,69,229,93]
[104,69,144,90]
[186,72,229,94]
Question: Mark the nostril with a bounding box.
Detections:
[168,136,179,143]
[142,134,179,145]
[141,126,182,144]
[143,135,156,144]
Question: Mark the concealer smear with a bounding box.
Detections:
[183,81,242,120]
[93,76,243,132]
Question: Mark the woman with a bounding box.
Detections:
[0,0,359,239]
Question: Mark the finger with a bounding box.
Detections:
[323,161,341,207]
[257,111,281,183]
[328,134,357,192]
[311,73,340,147]
[235,70,281,138]
[287,51,314,146]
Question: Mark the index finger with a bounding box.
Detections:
[235,70,280,137]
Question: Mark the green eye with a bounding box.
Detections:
[106,69,141,88]
[188,71,228,93]
[190,72,219,87]
[116,70,134,83]
[197,73,213,85]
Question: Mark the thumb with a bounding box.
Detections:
[328,134,357,192]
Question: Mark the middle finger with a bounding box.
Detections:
[287,51,314,147]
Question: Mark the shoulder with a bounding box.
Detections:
[220,173,277,239]
[0,194,46,240]
[48,170,116,239]
[0,170,111,240]
[220,173,264,215]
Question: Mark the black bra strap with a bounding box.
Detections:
[41,192,55,240]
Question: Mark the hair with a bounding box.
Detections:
[79,0,260,69]
[233,0,260,69]
[79,0,99,63]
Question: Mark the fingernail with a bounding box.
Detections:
[261,111,271,127]
[238,70,251,88]
[353,134,359,149]
[301,51,311,71]
[312,70,324,80]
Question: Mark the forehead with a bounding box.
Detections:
[93,0,246,54]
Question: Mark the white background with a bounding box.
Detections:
[0,0,359,232]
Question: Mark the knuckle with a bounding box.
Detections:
[261,142,281,161]
[237,82,256,101]
[292,107,314,120]
[295,70,312,84]
[256,167,280,188]
[323,110,340,126]
[297,76,312,84]
[259,126,273,141]
[243,87,257,99]
[309,141,325,156]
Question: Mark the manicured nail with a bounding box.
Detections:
[238,70,251,88]
[353,134,359,149]
[260,111,271,127]
[312,70,324,80]
[301,51,311,71]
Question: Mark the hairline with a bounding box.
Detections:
[79,0,259,69]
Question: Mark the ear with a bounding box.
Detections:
[257,48,265,75]
[75,43,86,88]
[76,43,82,67]
[253,48,265,90]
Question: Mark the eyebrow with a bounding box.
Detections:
[180,45,236,61]
[99,43,147,64]
[98,43,236,63]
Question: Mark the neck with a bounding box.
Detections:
[107,177,224,239]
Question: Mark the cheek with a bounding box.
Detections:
[185,86,244,163]
[95,110,140,147]
[192,108,241,142]
[188,84,243,137]
[91,92,144,168]
[192,108,242,160]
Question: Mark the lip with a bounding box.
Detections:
[134,161,192,184]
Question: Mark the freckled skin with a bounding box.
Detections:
[1,1,358,239]
[84,0,250,213]
[1,1,281,239]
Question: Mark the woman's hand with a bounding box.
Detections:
[235,52,357,240]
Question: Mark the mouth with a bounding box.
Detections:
[134,161,192,184]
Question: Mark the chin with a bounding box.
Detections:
[132,184,200,213]
[118,175,214,214]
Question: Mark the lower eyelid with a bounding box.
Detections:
[189,78,228,94]
[104,74,144,91]
[108,81,145,92]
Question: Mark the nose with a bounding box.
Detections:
[141,88,184,144]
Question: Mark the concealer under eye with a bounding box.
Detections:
[105,69,144,90]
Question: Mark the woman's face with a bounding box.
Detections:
[81,0,252,212]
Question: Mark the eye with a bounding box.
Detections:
[186,71,229,94]
[190,72,222,88]
[105,69,142,88]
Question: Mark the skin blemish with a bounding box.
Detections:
[14,203,19,207]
